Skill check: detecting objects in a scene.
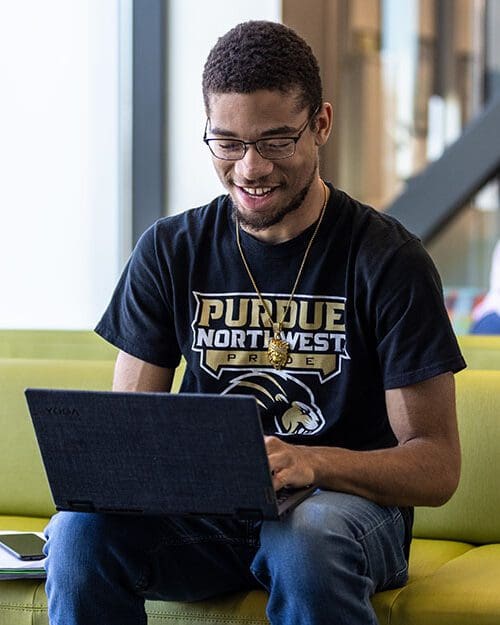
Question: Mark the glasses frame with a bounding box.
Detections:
[203,106,320,161]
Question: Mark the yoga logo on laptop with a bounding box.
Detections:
[191,291,350,382]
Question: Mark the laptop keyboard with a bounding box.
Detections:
[275,487,297,505]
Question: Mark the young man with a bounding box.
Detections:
[44,21,465,625]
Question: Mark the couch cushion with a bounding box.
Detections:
[0,359,115,518]
[146,592,269,625]
[0,355,184,518]
[457,335,500,369]
[0,583,270,625]
[0,517,49,533]
[389,543,500,625]
[0,330,117,360]
[414,370,500,544]
[0,579,47,625]
[372,538,474,624]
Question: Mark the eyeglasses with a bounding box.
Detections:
[203,107,319,161]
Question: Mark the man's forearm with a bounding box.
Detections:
[300,439,460,507]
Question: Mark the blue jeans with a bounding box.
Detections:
[44,491,408,625]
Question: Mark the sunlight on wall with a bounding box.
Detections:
[167,0,282,215]
[0,0,280,328]
[0,1,124,329]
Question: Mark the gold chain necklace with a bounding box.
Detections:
[235,181,328,370]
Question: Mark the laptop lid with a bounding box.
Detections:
[25,389,313,520]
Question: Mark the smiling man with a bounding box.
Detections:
[44,21,466,625]
[203,93,326,239]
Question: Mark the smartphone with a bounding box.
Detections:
[0,533,46,561]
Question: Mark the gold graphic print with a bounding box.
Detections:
[191,292,350,382]
[222,371,326,436]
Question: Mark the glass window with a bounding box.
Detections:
[0,0,130,329]
[335,0,487,209]
[303,0,499,332]
[428,178,500,333]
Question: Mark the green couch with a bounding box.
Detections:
[457,334,500,370]
[1,331,500,624]
[0,330,118,361]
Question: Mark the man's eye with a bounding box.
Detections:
[262,139,294,149]
[215,140,242,151]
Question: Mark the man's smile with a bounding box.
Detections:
[233,184,282,212]
[240,186,274,196]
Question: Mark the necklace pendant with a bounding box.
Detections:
[268,333,289,370]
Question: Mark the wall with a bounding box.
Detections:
[0,0,127,329]
[0,0,282,329]
[166,0,282,215]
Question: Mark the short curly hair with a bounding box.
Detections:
[202,21,322,116]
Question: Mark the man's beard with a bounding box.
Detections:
[231,165,317,233]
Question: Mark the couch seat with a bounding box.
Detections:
[2,525,494,625]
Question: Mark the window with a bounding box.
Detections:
[0,0,130,328]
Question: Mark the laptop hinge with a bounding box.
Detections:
[66,500,96,512]
[99,507,144,514]
[265,486,275,504]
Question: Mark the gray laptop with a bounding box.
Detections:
[24,389,315,520]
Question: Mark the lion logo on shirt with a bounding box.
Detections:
[222,371,325,436]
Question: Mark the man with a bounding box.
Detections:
[470,239,500,334]
[44,21,465,625]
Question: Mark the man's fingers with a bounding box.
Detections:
[271,468,290,491]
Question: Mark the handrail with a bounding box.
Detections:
[385,95,500,244]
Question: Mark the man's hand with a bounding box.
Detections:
[265,435,315,491]
[263,373,460,507]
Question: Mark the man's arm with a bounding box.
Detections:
[112,350,175,392]
[265,371,461,507]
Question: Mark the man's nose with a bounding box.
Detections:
[234,145,274,180]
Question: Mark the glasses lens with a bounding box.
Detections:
[208,139,245,160]
[257,139,296,159]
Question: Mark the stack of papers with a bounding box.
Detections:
[0,531,46,580]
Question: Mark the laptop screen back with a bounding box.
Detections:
[25,389,279,519]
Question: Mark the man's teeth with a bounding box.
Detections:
[242,187,273,196]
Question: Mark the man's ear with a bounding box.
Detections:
[314,102,333,146]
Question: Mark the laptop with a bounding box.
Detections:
[24,388,315,520]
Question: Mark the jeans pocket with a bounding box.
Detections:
[359,506,409,592]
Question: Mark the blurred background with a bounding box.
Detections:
[0,0,499,333]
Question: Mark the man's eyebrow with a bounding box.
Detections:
[208,123,300,138]
[261,124,299,136]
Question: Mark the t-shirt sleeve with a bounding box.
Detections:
[95,223,181,368]
[372,239,466,389]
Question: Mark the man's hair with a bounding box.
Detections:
[202,21,322,116]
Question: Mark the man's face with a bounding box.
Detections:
[205,89,321,233]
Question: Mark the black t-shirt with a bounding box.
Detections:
[96,185,464,445]
[96,184,466,554]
